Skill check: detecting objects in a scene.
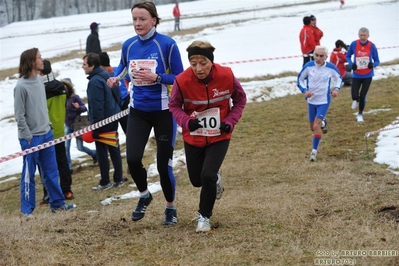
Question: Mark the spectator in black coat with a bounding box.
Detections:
[86,22,102,54]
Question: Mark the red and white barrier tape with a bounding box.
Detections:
[220,46,399,65]
[0,109,129,164]
[365,120,399,138]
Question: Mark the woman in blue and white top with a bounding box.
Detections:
[107,1,184,226]
[297,46,342,162]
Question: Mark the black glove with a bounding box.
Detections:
[220,122,231,133]
[368,62,373,69]
[351,64,357,71]
[92,130,100,139]
[188,119,203,132]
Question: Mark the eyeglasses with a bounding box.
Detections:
[314,53,325,58]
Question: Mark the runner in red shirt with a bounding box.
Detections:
[173,2,181,31]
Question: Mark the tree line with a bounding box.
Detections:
[0,0,195,26]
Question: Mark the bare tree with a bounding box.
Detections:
[15,0,22,21]
[63,0,68,16]
[125,0,130,9]
[1,0,190,25]
[24,0,36,20]
[74,0,80,14]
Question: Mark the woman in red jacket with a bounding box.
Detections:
[299,16,315,66]
[173,2,181,31]
[169,40,247,232]
[330,39,352,86]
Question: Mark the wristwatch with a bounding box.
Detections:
[154,75,161,83]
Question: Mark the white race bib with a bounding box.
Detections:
[129,59,158,86]
[356,56,369,70]
[189,107,221,136]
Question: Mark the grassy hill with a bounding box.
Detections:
[0,73,398,265]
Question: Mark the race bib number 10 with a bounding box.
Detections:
[190,107,221,136]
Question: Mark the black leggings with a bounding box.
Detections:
[351,77,372,114]
[184,139,230,218]
[126,108,176,203]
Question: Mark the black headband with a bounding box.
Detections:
[188,47,214,63]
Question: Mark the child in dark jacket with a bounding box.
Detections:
[62,78,97,174]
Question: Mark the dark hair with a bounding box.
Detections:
[99,52,110,67]
[83,53,101,68]
[42,59,52,75]
[18,48,39,79]
[303,16,311,25]
[131,1,161,26]
[335,40,346,48]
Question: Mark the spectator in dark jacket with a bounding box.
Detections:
[82,53,123,191]
[99,52,129,134]
[86,22,102,54]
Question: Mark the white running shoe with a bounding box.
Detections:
[216,172,224,200]
[357,114,364,122]
[351,100,358,110]
[310,151,317,162]
[195,212,211,233]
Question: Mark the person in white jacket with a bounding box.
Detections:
[297,46,342,162]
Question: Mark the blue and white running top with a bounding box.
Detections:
[114,31,184,112]
[297,61,342,105]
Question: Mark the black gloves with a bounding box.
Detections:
[220,122,231,133]
[188,119,231,133]
[351,64,357,71]
[188,119,203,132]
[92,130,100,139]
[368,62,373,69]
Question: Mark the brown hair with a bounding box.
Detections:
[131,1,161,26]
[18,48,39,79]
[83,53,101,68]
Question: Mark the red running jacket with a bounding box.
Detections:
[299,25,315,55]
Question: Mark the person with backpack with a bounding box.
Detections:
[40,59,74,200]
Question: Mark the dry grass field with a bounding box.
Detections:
[0,72,398,265]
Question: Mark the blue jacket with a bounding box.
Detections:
[86,67,120,128]
[114,31,184,112]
